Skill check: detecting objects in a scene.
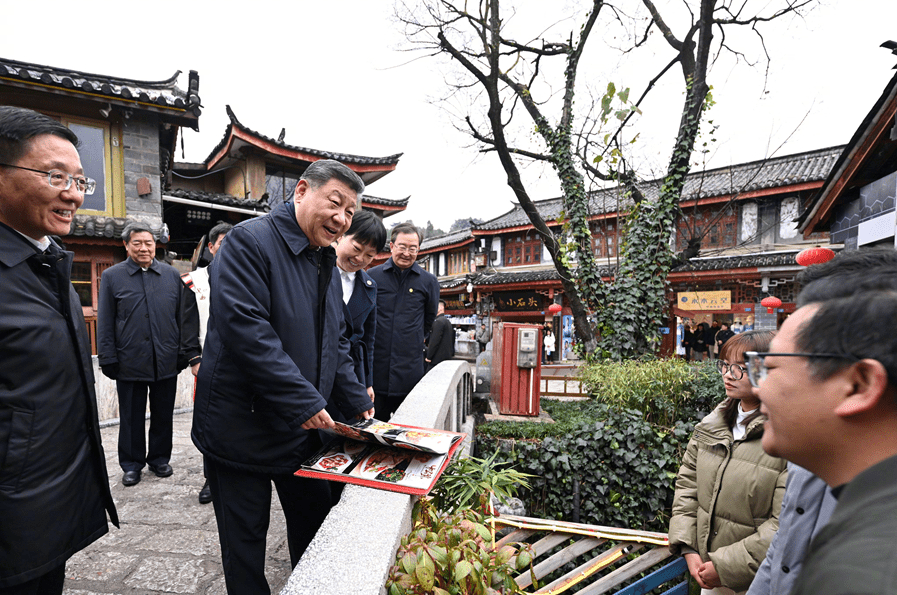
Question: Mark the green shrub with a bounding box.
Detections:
[475,360,726,532]
[579,359,722,427]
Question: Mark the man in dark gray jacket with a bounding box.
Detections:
[752,256,897,595]
[0,106,118,593]
[98,223,200,487]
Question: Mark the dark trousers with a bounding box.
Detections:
[374,393,406,421]
[116,377,178,472]
[206,458,332,595]
[0,565,65,595]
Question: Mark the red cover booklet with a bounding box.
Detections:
[295,419,466,496]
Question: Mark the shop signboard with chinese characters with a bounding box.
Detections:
[677,291,731,311]
[494,291,543,312]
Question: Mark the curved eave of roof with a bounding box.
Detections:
[439,277,470,290]
[421,229,474,252]
[205,107,402,182]
[164,188,270,211]
[362,194,409,210]
[0,57,199,123]
[68,215,162,240]
[671,250,804,272]
[474,146,842,233]
[799,69,897,233]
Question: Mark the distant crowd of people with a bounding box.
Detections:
[681,320,736,361]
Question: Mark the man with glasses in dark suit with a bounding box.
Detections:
[0,106,118,594]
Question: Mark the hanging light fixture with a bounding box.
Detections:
[548,303,563,315]
[795,246,836,267]
[760,296,782,314]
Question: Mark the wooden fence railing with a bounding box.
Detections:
[493,514,688,595]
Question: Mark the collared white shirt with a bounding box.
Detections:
[14,229,50,252]
[339,267,356,305]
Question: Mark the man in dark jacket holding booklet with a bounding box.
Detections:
[192,160,374,595]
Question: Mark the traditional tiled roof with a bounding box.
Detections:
[670,250,804,272]
[456,249,820,289]
[203,107,402,184]
[475,146,843,231]
[164,188,269,212]
[439,277,470,290]
[0,57,200,127]
[362,194,409,209]
[421,228,474,251]
[68,215,163,240]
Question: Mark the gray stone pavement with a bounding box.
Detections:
[64,409,291,594]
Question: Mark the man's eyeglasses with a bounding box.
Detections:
[393,244,418,255]
[0,163,96,195]
[744,351,853,388]
[715,360,748,381]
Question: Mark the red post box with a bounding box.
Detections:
[491,322,541,416]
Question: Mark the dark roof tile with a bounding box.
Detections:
[0,56,200,121]
[476,146,843,231]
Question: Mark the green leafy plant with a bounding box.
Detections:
[578,358,723,426]
[386,496,535,595]
[475,359,725,532]
[430,449,534,514]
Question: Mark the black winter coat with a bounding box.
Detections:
[97,258,200,381]
[367,259,440,397]
[191,202,373,473]
[426,314,455,367]
[0,224,118,588]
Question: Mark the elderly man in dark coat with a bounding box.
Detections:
[368,222,440,419]
[0,106,118,593]
[98,222,201,487]
[192,159,374,594]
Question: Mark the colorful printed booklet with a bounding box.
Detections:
[295,420,465,495]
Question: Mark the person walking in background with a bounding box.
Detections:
[692,322,708,361]
[682,323,694,361]
[181,221,232,504]
[476,322,492,353]
[715,322,735,354]
[705,321,720,360]
[668,330,787,595]
[543,327,555,364]
[98,222,201,487]
[0,105,119,594]
[426,300,454,371]
[368,222,439,420]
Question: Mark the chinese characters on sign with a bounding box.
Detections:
[444,299,466,311]
[677,291,732,311]
[494,291,543,312]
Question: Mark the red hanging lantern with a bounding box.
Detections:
[760,296,782,314]
[548,303,563,315]
[795,246,836,267]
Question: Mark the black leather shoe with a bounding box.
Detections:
[149,463,173,478]
[122,470,141,486]
[198,480,212,504]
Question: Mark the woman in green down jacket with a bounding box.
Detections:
[668,330,787,595]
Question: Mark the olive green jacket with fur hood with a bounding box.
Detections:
[668,401,787,592]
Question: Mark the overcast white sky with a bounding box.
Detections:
[2,1,896,230]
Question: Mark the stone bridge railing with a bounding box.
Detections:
[281,359,475,595]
